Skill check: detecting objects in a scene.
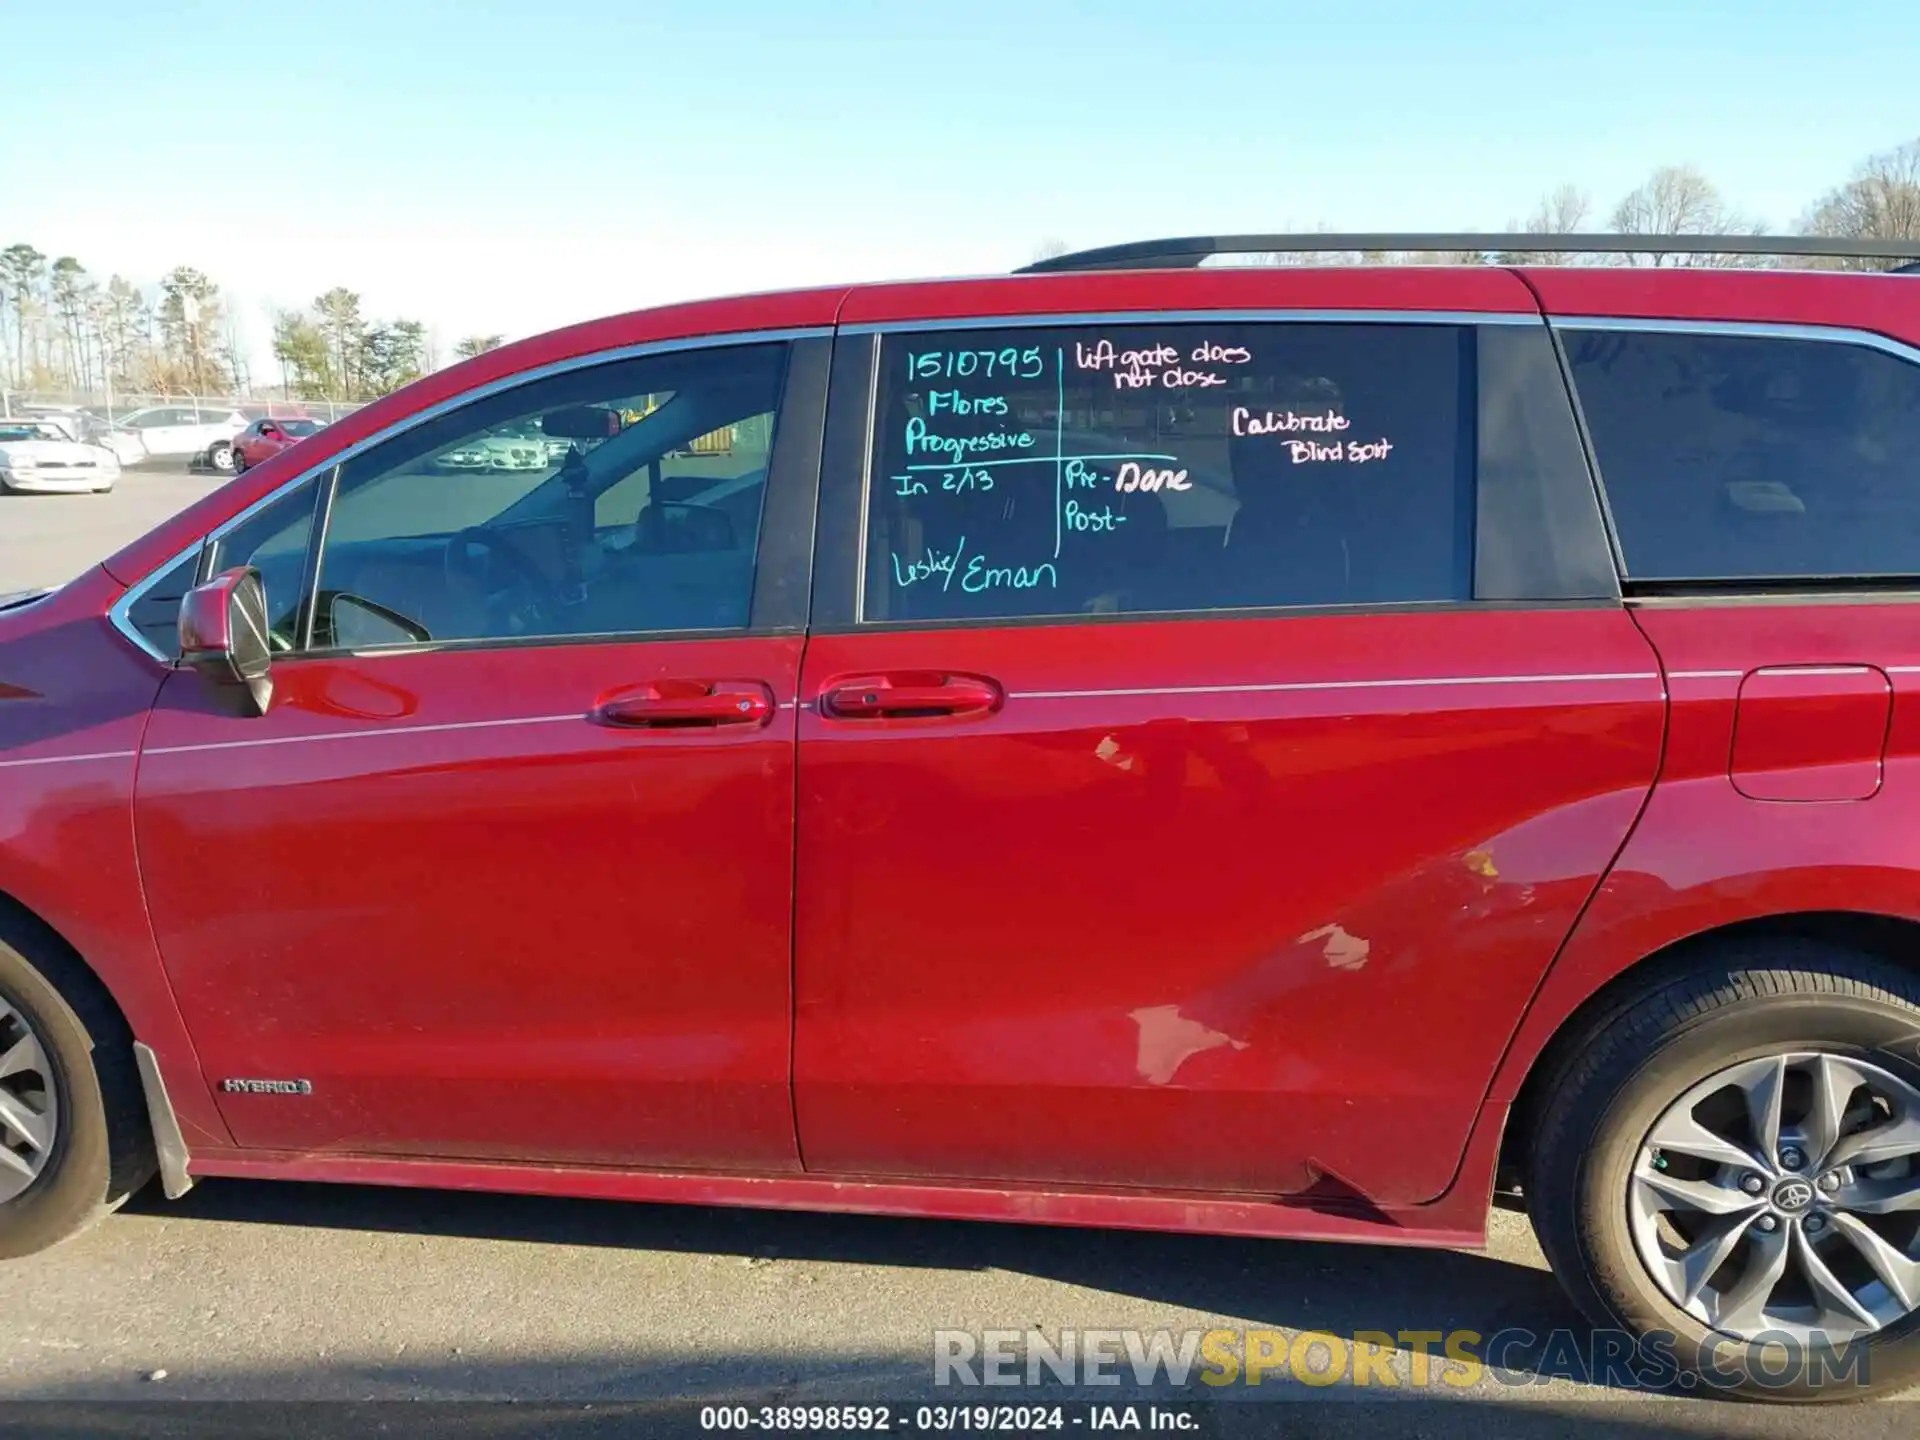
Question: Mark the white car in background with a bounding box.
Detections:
[431,427,552,473]
[480,425,553,471]
[0,420,122,493]
[100,406,248,468]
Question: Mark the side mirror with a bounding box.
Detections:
[178,566,273,716]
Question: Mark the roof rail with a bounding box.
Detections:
[1017,233,1920,274]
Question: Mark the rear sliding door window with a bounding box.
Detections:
[1565,328,1920,582]
[859,323,1481,622]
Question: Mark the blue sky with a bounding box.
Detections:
[7,1,1916,369]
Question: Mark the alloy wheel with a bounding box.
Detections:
[1629,1051,1920,1342]
[0,998,58,1203]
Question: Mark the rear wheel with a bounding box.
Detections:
[1530,940,1920,1401]
[0,925,153,1258]
[207,441,235,473]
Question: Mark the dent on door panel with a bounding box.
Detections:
[794,607,1666,1206]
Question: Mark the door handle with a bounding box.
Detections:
[594,679,775,729]
[818,673,1004,720]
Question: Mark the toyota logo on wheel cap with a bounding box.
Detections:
[1773,1178,1815,1212]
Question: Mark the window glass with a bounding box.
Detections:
[308,343,786,647]
[205,480,318,648]
[125,549,202,658]
[861,324,1474,622]
[1566,329,1920,581]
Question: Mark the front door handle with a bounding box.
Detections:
[818,673,1004,720]
[594,679,775,729]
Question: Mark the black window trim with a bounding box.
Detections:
[1554,316,1920,596]
[107,326,832,664]
[821,309,1612,635]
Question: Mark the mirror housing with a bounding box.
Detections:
[179,566,274,716]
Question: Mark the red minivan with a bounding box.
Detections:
[3,234,1920,1399]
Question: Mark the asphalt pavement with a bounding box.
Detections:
[9,1185,1917,1435]
[0,461,1916,1437]
[0,462,228,593]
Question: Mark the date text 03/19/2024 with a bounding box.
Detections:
[698,1404,1197,1432]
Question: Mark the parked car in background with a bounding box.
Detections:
[17,412,81,443]
[100,407,248,469]
[0,419,121,493]
[428,424,550,473]
[8,232,1920,1402]
[15,406,90,440]
[231,417,324,473]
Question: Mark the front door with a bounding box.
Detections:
[793,299,1666,1206]
[136,336,823,1170]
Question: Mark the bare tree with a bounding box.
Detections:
[1800,138,1920,271]
[1497,185,1593,265]
[1609,166,1761,266]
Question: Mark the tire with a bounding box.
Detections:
[0,919,154,1258]
[231,447,247,475]
[1530,938,1920,1401]
[207,442,235,473]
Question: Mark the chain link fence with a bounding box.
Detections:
[0,388,368,424]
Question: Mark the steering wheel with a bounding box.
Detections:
[444,527,562,636]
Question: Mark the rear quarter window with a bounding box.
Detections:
[1564,327,1920,582]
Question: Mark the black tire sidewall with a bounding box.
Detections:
[0,942,114,1259]
[1576,990,1920,1400]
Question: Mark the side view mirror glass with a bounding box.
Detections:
[178,566,273,716]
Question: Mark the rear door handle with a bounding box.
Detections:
[594,679,775,729]
[818,673,1004,720]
